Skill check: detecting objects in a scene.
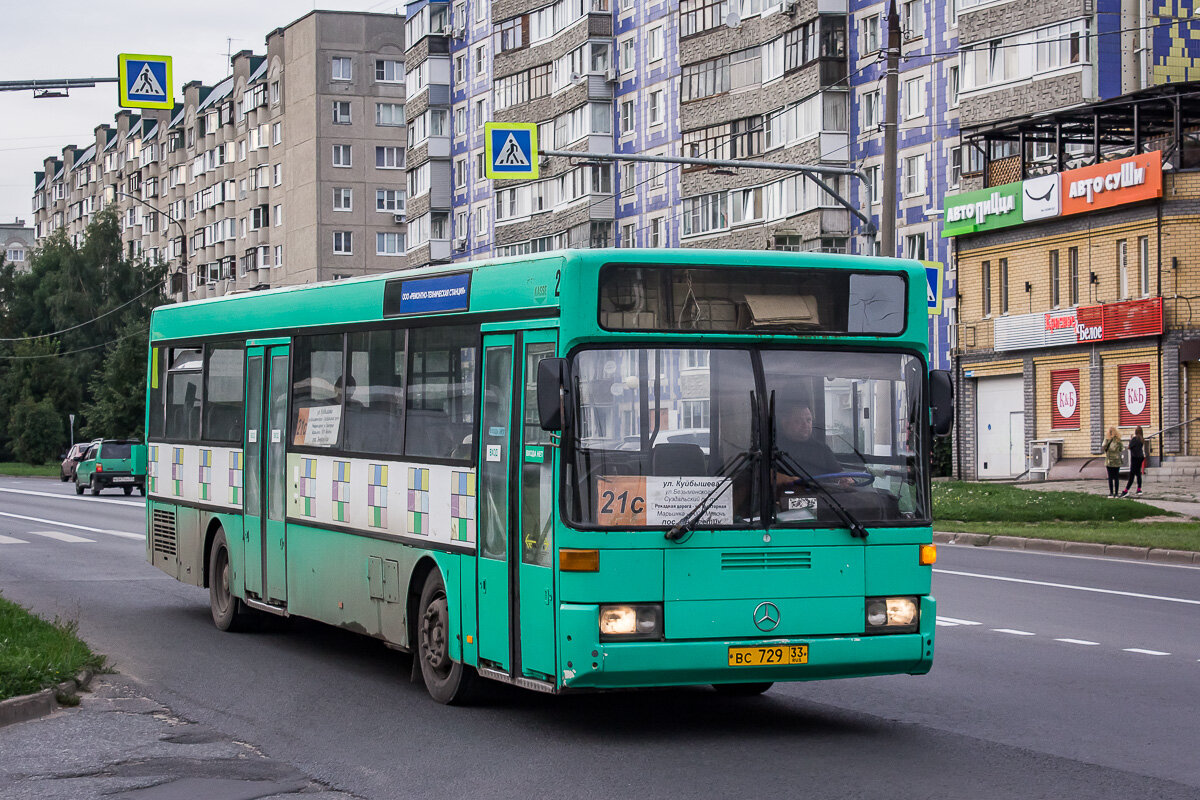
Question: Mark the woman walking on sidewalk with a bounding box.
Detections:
[1121,426,1147,496]
[1103,426,1124,497]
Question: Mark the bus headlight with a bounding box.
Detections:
[599,604,663,641]
[865,596,919,633]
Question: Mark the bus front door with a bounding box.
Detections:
[476,329,558,682]
[243,344,289,606]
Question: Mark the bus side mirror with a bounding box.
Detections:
[537,357,570,432]
[930,369,954,437]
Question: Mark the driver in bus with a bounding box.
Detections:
[774,399,847,487]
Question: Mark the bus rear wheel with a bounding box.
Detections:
[713,682,774,696]
[417,570,476,705]
[208,528,249,632]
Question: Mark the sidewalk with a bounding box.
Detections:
[1010,475,1200,518]
[0,675,355,800]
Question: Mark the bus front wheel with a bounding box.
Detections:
[208,529,249,632]
[417,570,476,705]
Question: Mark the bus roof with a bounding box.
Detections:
[149,249,928,344]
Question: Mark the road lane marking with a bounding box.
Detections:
[25,530,95,543]
[0,512,142,540]
[993,629,1036,636]
[937,616,982,626]
[0,534,28,544]
[1055,638,1100,646]
[934,568,1200,606]
[0,487,143,508]
[1123,648,1171,656]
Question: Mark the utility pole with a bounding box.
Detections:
[881,1,901,258]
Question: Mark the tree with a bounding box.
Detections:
[8,396,63,465]
[0,208,166,462]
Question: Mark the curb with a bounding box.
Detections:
[933,532,1200,564]
[0,668,95,729]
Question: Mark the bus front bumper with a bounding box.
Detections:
[557,596,935,690]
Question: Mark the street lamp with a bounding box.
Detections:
[113,189,188,295]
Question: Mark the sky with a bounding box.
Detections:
[0,1,404,227]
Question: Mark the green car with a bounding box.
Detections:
[74,439,148,497]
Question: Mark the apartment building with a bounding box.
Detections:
[0,218,36,273]
[30,11,407,301]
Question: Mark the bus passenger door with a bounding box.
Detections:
[243,348,265,599]
[243,344,290,606]
[517,332,558,680]
[476,335,515,671]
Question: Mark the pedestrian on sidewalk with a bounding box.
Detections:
[1103,426,1124,497]
[1121,426,1147,496]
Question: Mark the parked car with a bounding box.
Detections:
[74,439,148,496]
[59,442,92,482]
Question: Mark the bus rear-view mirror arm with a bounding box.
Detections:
[537,357,571,432]
[930,370,954,437]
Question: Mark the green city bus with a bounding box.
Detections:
[145,248,952,703]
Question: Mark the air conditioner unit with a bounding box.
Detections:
[450,25,465,39]
[605,67,619,83]
[455,236,468,251]
[1027,441,1049,471]
[393,213,406,224]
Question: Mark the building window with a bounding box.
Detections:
[455,157,467,189]
[377,232,405,255]
[377,189,405,212]
[622,222,636,247]
[376,146,405,169]
[1138,236,1150,296]
[903,153,927,197]
[862,13,880,53]
[275,245,283,267]
[270,81,281,104]
[948,147,962,189]
[904,232,927,260]
[982,260,992,316]
[1049,250,1060,308]
[649,90,663,125]
[620,100,634,134]
[332,57,353,81]
[376,59,403,82]
[999,258,1009,314]
[333,188,352,211]
[475,44,487,75]
[863,89,881,131]
[621,162,635,192]
[948,65,960,107]
[333,231,353,254]
[376,102,404,126]
[648,26,664,61]
[901,0,924,39]
[621,38,636,71]
[903,76,925,119]
[1068,247,1079,306]
[332,144,352,167]
[274,204,283,226]
[1117,239,1129,299]
[272,123,282,145]
[649,216,663,248]
[332,101,352,124]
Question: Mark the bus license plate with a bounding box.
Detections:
[727,645,808,667]
[112,477,133,483]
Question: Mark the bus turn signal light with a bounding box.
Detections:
[920,544,937,565]
[560,549,599,572]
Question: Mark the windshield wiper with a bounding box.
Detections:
[665,449,758,542]
[666,391,760,542]
[768,391,868,540]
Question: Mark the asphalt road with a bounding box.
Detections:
[1,475,1197,799]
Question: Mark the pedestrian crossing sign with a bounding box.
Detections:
[484,122,538,180]
[118,54,174,110]
[921,260,944,316]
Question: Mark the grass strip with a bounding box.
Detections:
[933,481,1173,523]
[933,521,1200,551]
[0,462,60,478]
[0,594,106,702]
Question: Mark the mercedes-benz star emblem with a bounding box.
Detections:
[753,601,780,632]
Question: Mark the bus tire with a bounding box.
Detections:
[208,528,248,632]
[417,570,476,705]
[90,476,102,496]
[713,682,773,696]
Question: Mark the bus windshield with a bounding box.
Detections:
[564,346,928,528]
